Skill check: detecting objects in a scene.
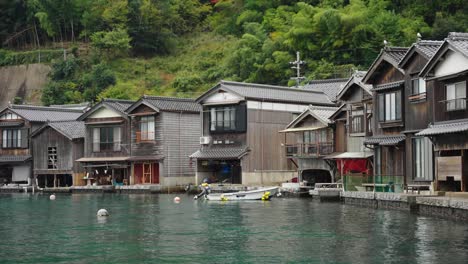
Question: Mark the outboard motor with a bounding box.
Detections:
[194,183,211,200]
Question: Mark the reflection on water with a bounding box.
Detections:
[0,193,467,264]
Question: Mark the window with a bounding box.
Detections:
[0,112,19,120]
[93,127,121,152]
[139,116,155,141]
[413,137,432,181]
[445,81,466,111]
[411,78,426,95]
[378,91,402,122]
[2,129,26,148]
[303,130,329,143]
[350,106,364,133]
[48,147,57,169]
[210,106,236,132]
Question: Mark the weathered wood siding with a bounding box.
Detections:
[244,109,296,172]
[161,111,200,177]
[335,120,346,152]
[0,120,30,156]
[130,113,163,156]
[430,74,468,123]
[84,117,130,157]
[32,127,73,171]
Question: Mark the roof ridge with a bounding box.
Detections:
[221,80,327,95]
[10,104,84,113]
[448,32,468,40]
[307,78,348,84]
[385,46,409,51]
[143,95,196,102]
[102,98,136,103]
[417,40,444,45]
[47,120,83,124]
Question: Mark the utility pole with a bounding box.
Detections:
[289,51,306,88]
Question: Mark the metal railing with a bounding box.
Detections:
[136,131,156,142]
[285,142,334,157]
[343,174,404,192]
[440,98,467,112]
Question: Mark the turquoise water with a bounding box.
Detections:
[0,194,467,264]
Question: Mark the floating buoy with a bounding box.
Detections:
[97,209,109,217]
[174,197,181,203]
[49,194,56,200]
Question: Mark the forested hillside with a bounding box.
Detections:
[0,0,467,105]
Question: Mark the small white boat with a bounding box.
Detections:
[205,187,279,201]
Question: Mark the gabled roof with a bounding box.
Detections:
[31,120,85,140]
[364,134,405,146]
[196,80,334,106]
[420,32,468,78]
[77,99,135,121]
[362,46,409,84]
[329,104,346,121]
[126,95,201,114]
[398,40,443,68]
[190,147,249,160]
[50,102,91,111]
[286,105,339,129]
[336,71,372,101]
[0,104,84,122]
[301,78,348,102]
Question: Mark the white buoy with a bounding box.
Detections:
[49,194,56,200]
[97,208,109,217]
[174,196,181,203]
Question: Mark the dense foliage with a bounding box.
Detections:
[0,0,466,104]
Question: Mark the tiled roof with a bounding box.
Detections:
[364,135,405,146]
[385,47,409,63]
[302,78,348,102]
[447,32,468,57]
[363,46,409,84]
[8,105,84,122]
[416,120,468,136]
[373,80,405,92]
[141,96,201,113]
[50,102,91,111]
[309,105,340,124]
[190,147,249,159]
[417,40,444,58]
[49,121,85,139]
[102,99,135,114]
[337,71,372,100]
[0,155,31,163]
[198,81,334,106]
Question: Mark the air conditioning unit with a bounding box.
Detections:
[200,136,211,145]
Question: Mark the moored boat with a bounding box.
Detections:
[205,186,279,201]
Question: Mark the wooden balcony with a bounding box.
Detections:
[285,142,334,157]
[136,132,156,143]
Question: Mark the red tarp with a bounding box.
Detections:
[336,159,369,174]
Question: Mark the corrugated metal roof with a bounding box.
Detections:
[8,105,84,122]
[141,96,201,113]
[0,155,31,163]
[302,78,348,102]
[364,135,405,146]
[373,80,405,91]
[199,81,334,106]
[416,120,468,136]
[49,121,85,139]
[190,147,249,159]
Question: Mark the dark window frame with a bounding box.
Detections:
[378,90,402,123]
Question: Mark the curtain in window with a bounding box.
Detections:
[93,128,100,152]
[113,127,121,151]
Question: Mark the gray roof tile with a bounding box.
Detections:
[309,105,340,124]
[417,40,444,58]
[49,121,85,139]
[385,47,409,63]
[0,155,31,163]
[302,78,348,102]
[200,81,334,106]
[190,147,249,159]
[364,135,405,146]
[102,99,135,114]
[8,105,84,122]
[416,120,468,136]
[448,33,468,57]
[142,96,201,113]
[373,80,405,92]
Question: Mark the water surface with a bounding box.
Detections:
[0,193,467,263]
